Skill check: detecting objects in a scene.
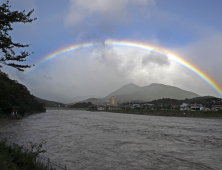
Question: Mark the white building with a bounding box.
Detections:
[190,103,203,111]
[132,104,141,108]
[180,103,190,110]
[143,103,154,108]
[97,107,105,110]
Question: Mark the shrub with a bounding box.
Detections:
[0,139,54,170]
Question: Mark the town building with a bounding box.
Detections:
[190,103,203,110]
[204,108,211,111]
[171,104,180,110]
[211,103,222,111]
[11,106,19,115]
[180,103,190,110]
[110,96,115,107]
[143,103,154,108]
[97,107,105,111]
[217,99,222,103]
[132,104,141,108]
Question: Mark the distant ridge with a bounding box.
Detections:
[35,97,65,107]
[79,97,108,104]
[79,83,201,104]
[104,83,140,99]
[66,95,102,105]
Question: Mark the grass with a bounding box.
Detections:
[0,139,54,170]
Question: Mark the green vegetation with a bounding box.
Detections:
[120,96,219,110]
[35,97,65,107]
[81,84,217,106]
[103,83,200,104]
[70,102,92,108]
[151,96,218,105]
[102,96,222,118]
[0,1,36,71]
[0,2,44,118]
[81,98,107,105]
[0,72,46,118]
[149,96,219,110]
[0,139,54,170]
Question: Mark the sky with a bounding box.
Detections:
[1,0,222,103]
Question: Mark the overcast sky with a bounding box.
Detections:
[2,0,222,103]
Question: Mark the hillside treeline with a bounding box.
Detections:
[35,97,65,107]
[150,97,219,106]
[0,71,45,116]
[70,102,92,108]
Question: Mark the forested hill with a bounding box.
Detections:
[0,71,45,116]
[70,102,92,108]
[35,97,65,107]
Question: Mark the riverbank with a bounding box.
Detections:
[45,107,88,110]
[92,109,222,118]
[0,110,46,120]
[0,139,51,170]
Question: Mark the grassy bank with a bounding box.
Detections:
[94,109,222,118]
[0,139,53,170]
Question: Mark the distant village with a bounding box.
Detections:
[39,83,222,113]
[63,96,222,111]
[70,96,222,112]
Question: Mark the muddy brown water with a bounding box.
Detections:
[0,110,222,170]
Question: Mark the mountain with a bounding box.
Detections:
[35,97,65,107]
[66,95,102,105]
[81,83,200,104]
[114,83,200,102]
[104,83,140,99]
[80,98,108,105]
[34,90,69,104]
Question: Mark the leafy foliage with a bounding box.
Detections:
[0,71,45,116]
[0,1,36,71]
[35,97,65,107]
[70,102,92,108]
[0,139,54,170]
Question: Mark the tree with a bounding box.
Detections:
[0,71,46,116]
[0,1,36,71]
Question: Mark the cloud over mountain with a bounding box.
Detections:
[142,51,170,67]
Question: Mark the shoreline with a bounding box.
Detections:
[0,110,46,120]
[90,109,222,118]
[1,109,222,120]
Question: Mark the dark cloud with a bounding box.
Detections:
[142,51,170,67]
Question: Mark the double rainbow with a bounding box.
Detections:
[25,40,222,97]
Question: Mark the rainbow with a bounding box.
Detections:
[25,40,222,97]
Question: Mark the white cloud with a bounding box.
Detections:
[64,0,155,40]
[178,35,222,77]
[171,34,222,97]
[65,0,155,26]
[23,45,179,101]
[3,36,222,103]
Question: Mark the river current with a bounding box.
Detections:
[0,110,222,169]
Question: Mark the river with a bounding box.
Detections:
[0,110,222,169]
